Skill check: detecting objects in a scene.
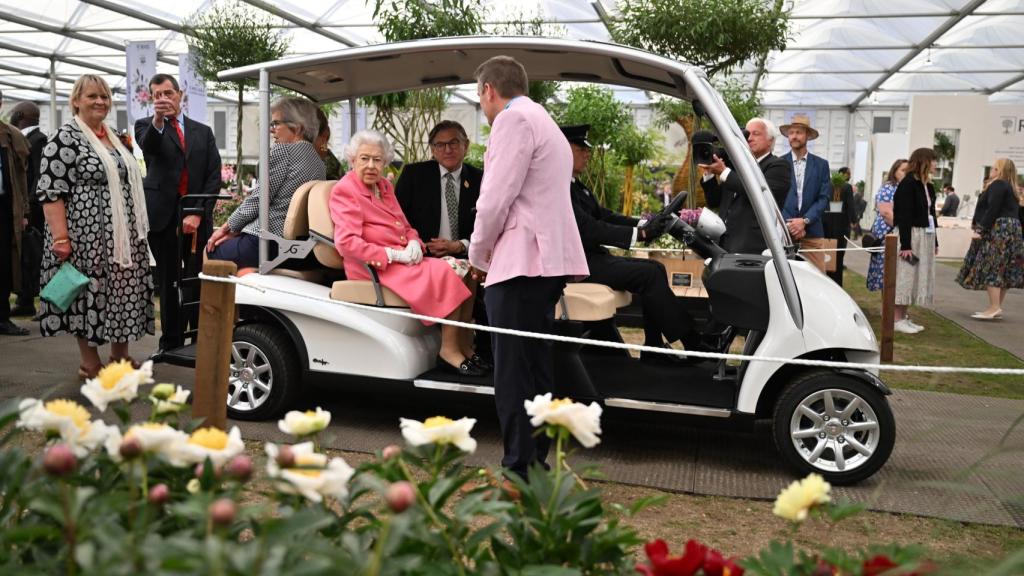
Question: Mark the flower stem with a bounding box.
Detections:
[397,458,466,576]
[60,482,77,576]
[367,517,392,576]
[546,427,567,523]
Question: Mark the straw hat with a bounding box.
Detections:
[780,114,819,140]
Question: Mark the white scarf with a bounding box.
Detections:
[73,115,150,268]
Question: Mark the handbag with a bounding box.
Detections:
[860,233,879,249]
[40,262,90,312]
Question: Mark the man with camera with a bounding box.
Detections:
[779,115,831,272]
[697,118,791,255]
[562,124,706,361]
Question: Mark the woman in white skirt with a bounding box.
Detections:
[891,148,939,334]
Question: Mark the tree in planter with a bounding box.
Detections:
[556,85,632,207]
[934,130,956,188]
[368,0,485,162]
[185,0,289,192]
[488,9,563,109]
[616,125,661,216]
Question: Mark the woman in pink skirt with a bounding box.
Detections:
[330,130,486,376]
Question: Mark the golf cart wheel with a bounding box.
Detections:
[226,324,299,421]
[772,371,895,485]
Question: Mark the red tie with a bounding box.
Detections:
[170,117,189,197]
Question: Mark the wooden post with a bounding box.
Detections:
[880,234,897,362]
[193,260,237,430]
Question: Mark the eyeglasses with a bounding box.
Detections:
[270,120,295,129]
[430,139,465,151]
[356,155,385,166]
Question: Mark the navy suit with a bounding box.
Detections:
[781,152,831,239]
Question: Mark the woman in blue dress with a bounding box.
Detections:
[866,158,908,291]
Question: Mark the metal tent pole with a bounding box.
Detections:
[49,58,57,132]
[258,69,270,273]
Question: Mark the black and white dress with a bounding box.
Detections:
[36,122,155,345]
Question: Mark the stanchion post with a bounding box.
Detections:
[880,234,897,362]
[193,260,237,430]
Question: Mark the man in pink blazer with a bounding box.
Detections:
[470,56,588,479]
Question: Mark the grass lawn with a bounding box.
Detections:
[843,269,1024,399]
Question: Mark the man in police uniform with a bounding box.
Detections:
[563,124,705,361]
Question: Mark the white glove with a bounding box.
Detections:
[405,240,423,264]
[385,247,411,264]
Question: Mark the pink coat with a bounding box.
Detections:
[330,171,470,324]
[469,97,588,287]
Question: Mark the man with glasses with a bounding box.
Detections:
[135,73,222,358]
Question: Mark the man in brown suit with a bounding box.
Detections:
[0,90,32,335]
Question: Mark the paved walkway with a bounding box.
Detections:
[845,249,1024,360]
[2,331,1022,527]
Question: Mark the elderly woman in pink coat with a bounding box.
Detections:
[330,130,486,377]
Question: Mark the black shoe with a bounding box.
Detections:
[10,305,35,317]
[0,321,29,336]
[438,356,487,377]
[467,354,493,372]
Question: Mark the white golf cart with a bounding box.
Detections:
[163,37,893,485]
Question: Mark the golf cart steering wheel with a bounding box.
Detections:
[660,190,688,218]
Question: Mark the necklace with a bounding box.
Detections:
[91,124,107,139]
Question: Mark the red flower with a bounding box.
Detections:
[704,548,744,576]
[863,555,899,576]
[635,539,707,576]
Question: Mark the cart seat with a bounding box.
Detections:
[268,180,328,283]
[555,283,631,321]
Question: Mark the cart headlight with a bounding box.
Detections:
[853,312,876,344]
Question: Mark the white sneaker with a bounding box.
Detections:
[906,318,924,332]
[894,319,922,334]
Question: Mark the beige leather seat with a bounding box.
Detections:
[268,180,326,283]
[304,182,411,308]
[555,283,632,321]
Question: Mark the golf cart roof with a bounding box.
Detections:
[218,36,702,103]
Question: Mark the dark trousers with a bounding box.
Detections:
[207,232,262,270]
[16,226,43,310]
[0,192,12,323]
[149,222,209,350]
[823,213,849,286]
[485,275,567,478]
[585,253,695,347]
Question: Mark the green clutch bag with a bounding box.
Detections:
[40,262,90,312]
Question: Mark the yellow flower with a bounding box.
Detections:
[167,426,244,467]
[399,416,477,453]
[772,473,832,522]
[524,393,603,448]
[17,398,112,457]
[80,360,154,412]
[189,427,229,450]
[278,407,331,436]
[104,422,187,462]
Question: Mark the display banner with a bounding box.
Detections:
[178,51,208,124]
[125,41,157,122]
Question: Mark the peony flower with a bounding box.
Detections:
[703,548,745,576]
[43,444,77,477]
[80,360,154,412]
[278,407,331,437]
[105,422,189,463]
[862,555,899,576]
[399,416,477,453]
[186,478,201,494]
[150,385,191,414]
[386,481,416,513]
[209,498,237,526]
[772,473,832,522]
[265,442,354,503]
[524,393,603,448]
[635,539,708,576]
[18,398,111,457]
[166,426,244,468]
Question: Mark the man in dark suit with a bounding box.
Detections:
[823,167,858,285]
[779,115,831,273]
[939,185,959,217]
[0,90,31,336]
[395,120,491,362]
[9,102,46,318]
[135,73,222,355]
[698,117,791,255]
[561,124,701,360]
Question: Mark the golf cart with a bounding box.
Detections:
[166,37,894,485]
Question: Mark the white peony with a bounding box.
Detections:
[151,385,191,414]
[278,407,331,437]
[58,417,113,457]
[166,426,245,468]
[105,423,189,462]
[524,393,603,448]
[17,398,112,457]
[265,442,354,503]
[80,360,154,412]
[399,416,477,453]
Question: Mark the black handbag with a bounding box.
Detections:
[20,226,43,268]
[860,233,880,249]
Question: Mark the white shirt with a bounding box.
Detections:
[791,150,808,210]
[438,163,469,251]
[703,151,771,184]
[21,125,39,137]
[153,111,186,138]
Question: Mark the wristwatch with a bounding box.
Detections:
[802,218,810,225]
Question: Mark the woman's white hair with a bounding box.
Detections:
[344,130,395,165]
[747,117,780,143]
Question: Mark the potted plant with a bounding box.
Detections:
[829,173,846,212]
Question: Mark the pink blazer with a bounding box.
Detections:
[469,97,588,287]
[330,171,470,323]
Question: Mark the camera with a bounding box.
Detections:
[692,129,749,168]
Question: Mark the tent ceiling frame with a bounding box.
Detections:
[77,0,186,34]
[0,38,124,76]
[237,0,359,47]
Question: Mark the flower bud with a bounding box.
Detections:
[151,383,176,400]
[276,445,295,468]
[43,444,77,477]
[148,483,170,505]
[386,481,416,513]
[209,498,236,526]
[226,455,253,483]
[119,436,143,460]
[186,478,201,494]
[381,444,401,460]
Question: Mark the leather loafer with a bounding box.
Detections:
[438,356,487,377]
[468,354,493,372]
[0,321,29,336]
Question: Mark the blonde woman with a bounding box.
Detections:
[891,148,938,334]
[37,75,154,378]
[956,158,1024,319]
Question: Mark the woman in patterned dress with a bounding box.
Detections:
[866,158,908,292]
[956,158,1024,319]
[37,75,154,378]
[206,97,326,268]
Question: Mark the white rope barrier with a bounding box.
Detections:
[198,273,1024,376]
